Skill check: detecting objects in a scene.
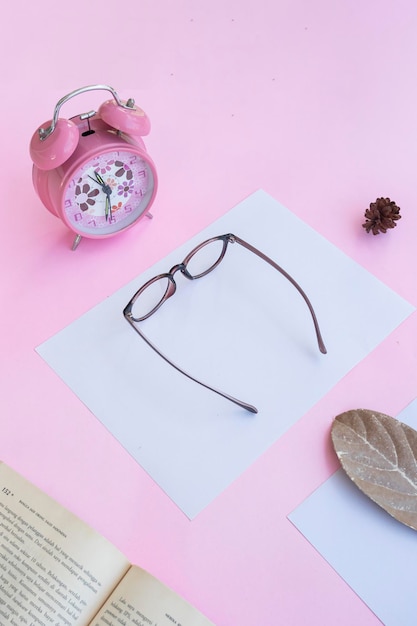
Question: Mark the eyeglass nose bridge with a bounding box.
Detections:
[168,262,187,276]
[168,262,190,281]
[164,263,187,300]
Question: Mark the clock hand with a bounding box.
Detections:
[93,171,106,186]
[105,193,111,221]
[88,172,113,221]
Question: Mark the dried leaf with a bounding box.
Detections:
[331,409,417,531]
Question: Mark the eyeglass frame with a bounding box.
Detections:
[123,233,327,414]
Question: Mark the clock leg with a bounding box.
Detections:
[145,212,153,219]
[71,234,82,251]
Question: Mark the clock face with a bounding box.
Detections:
[63,149,154,235]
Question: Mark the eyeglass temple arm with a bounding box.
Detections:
[123,313,259,414]
[231,235,327,354]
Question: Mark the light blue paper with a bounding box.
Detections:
[289,399,417,626]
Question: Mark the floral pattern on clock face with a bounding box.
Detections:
[64,150,151,232]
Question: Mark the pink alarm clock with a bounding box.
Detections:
[30,84,158,250]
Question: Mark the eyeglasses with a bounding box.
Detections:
[123,233,327,413]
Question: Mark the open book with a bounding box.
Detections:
[0,462,214,626]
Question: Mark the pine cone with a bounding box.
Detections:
[362,197,401,235]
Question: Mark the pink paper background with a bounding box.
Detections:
[2,2,417,624]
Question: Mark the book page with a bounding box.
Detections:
[0,462,130,626]
[89,565,215,626]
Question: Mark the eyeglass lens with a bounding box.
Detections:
[184,237,226,278]
[130,277,171,320]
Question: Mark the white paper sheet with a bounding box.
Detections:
[36,190,414,518]
[289,399,417,626]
